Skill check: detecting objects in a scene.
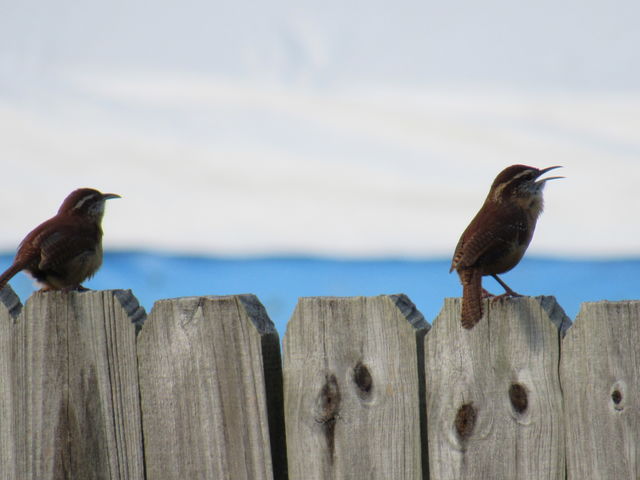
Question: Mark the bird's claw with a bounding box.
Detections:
[491,290,522,303]
[67,285,90,292]
[481,288,495,298]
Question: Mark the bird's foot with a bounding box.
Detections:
[39,285,90,292]
[481,288,495,298]
[67,285,90,292]
[490,274,522,301]
[491,289,522,302]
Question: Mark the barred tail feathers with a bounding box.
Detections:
[460,268,483,329]
[0,262,25,290]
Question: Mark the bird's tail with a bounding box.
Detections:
[460,269,483,329]
[0,262,25,291]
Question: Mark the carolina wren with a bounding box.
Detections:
[0,188,120,292]
[450,165,562,329]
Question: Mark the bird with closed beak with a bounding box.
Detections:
[450,165,563,329]
[0,188,120,292]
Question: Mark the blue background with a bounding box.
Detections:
[1,252,636,337]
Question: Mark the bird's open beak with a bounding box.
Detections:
[102,193,121,200]
[536,165,564,184]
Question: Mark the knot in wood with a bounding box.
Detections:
[509,383,528,414]
[315,374,341,424]
[611,388,624,410]
[454,403,477,440]
[315,374,341,462]
[353,362,373,399]
[611,389,622,407]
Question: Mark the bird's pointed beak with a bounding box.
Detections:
[102,193,121,200]
[536,165,564,184]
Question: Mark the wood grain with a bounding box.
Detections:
[561,301,640,480]
[0,285,22,480]
[283,295,429,480]
[3,287,638,479]
[425,296,570,480]
[138,294,283,480]
[0,289,145,479]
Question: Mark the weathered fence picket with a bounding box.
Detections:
[561,301,640,480]
[0,286,21,480]
[138,294,285,480]
[283,295,429,480]
[425,296,570,480]
[0,288,145,480]
[1,288,639,480]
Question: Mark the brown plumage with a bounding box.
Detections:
[0,188,120,291]
[451,165,562,329]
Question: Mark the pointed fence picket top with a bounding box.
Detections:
[0,286,22,480]
[0,288,145,480]
[561,301,640,480]
[137,294,286,480]
[3,287,640,480]
[283,295,429,480]
[425,296,570,480]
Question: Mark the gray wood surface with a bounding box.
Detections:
[138,295,283,480]
[561,301,640,480]
[283,295,429,480]
[4,287,638,480]
[425,296,570,480]
[0,286,22,480]
[0,289,145,480]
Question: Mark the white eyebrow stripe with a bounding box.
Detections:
[492,169,535,201]
[73,194,96,210]
[509,170,534,182]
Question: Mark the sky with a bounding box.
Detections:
[1,0,639,258]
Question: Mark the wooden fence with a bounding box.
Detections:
[0,287,638,479]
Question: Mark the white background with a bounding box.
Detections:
[1,0,638,257]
